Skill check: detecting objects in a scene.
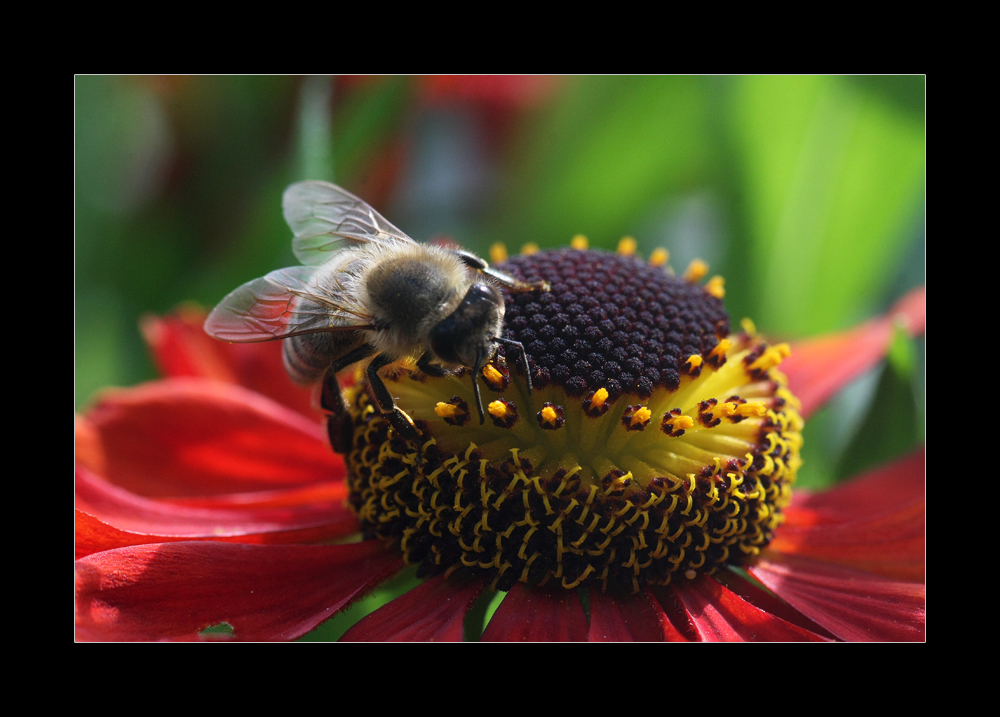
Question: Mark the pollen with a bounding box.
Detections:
[649,248,669,267]
[660,410,694,437]
[434,397,471,426]
[341,247,802,595]
[488,399,519,429]
[617,236,637,256]
[705,275,725,299]
[482,363,505,388]
[571,234,589,250]
[538,403,565,429]
[683,259,709,283]
[747,343,792,375]
[622,405,652,430]
[521,243,539,256]
[490,242,508,264]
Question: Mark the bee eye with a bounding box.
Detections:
[429,318,462,364]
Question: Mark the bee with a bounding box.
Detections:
[204,180,549,452]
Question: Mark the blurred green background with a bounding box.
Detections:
[75,75,925,492]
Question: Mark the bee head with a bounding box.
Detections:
[429,283,505,368]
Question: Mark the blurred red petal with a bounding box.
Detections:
[783,287,925,418]
[420,75,560,109]
[75,541,403,641]
[141,309,318,419]
[75,467,356,559]
[340,572,485,642]
[749,553,925,641]
[588,585,688,641]
[779,449,925,581]
[787,448,924,523]
[673,574,828,642]
[77,378,341,497]
[481,582,589,641]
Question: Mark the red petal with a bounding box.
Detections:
[75,541,402,641]
[588,585,688,641]
[76,469,357,560]
[673,574,829,642]
[77,378,342,497]
[481,583,589,641]
[779,449,925,581]
[749,553,925,641]
[142,309,318,420]
[783,287,925,418]
[340,572,485,641]
[787,448,924,523]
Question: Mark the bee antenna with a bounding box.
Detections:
[494,337,533,395]
[472,348,486,425]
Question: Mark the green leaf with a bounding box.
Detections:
[498,76,717,251]
[731,76,925,336]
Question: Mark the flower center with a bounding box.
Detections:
[343,248,802,593]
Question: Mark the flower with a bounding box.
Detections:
[75,250,925,642]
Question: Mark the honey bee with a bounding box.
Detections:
[204,180,548,452]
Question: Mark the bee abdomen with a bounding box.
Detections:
[283,332,360,386]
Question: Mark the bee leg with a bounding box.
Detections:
[321,344,376,454]
[471,348,486,424]
[452,249,550,293]
[416,351,449,378]
[367,353,422,442]
[494,336,533,394]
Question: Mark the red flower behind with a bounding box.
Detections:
[75,289,925,641]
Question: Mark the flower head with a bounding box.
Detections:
[75,248,925,642]
[345,247,802,595]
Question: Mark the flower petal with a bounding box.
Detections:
[340,572,485,642]
[75,541,403,641]
[77,378,342,497]
[588,585,688,641]
[141,309,318,419]
[787,447,924,523]
[783,287,925,418]
[749,553,925,641]
[75,470,357,560]
[481,583,589,641]
[778,449,925,581]
[672,574,829,641]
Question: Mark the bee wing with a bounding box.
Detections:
[283,180,417,266]
[204,265,374,342]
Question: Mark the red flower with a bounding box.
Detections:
[75,288,925,642]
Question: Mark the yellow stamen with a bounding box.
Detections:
[488,400,510,419]
[662,413,694,433]
[591,387,609,409]
[683,259,708,283]
[741,318,757,337]
[705,275,725,299]
[629,406,652,427]
[748,343,791,373]
[686,354,703,370]
[734,401,767,418]
[489,243,508,264]
[521,242,539,256]
[571,234,589,250]
[435,402,464,419]
[617,236,637,256]
[649,248,669,267]
[482,364,503,384]
[540,405,560,426]
[708,338,732,361]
